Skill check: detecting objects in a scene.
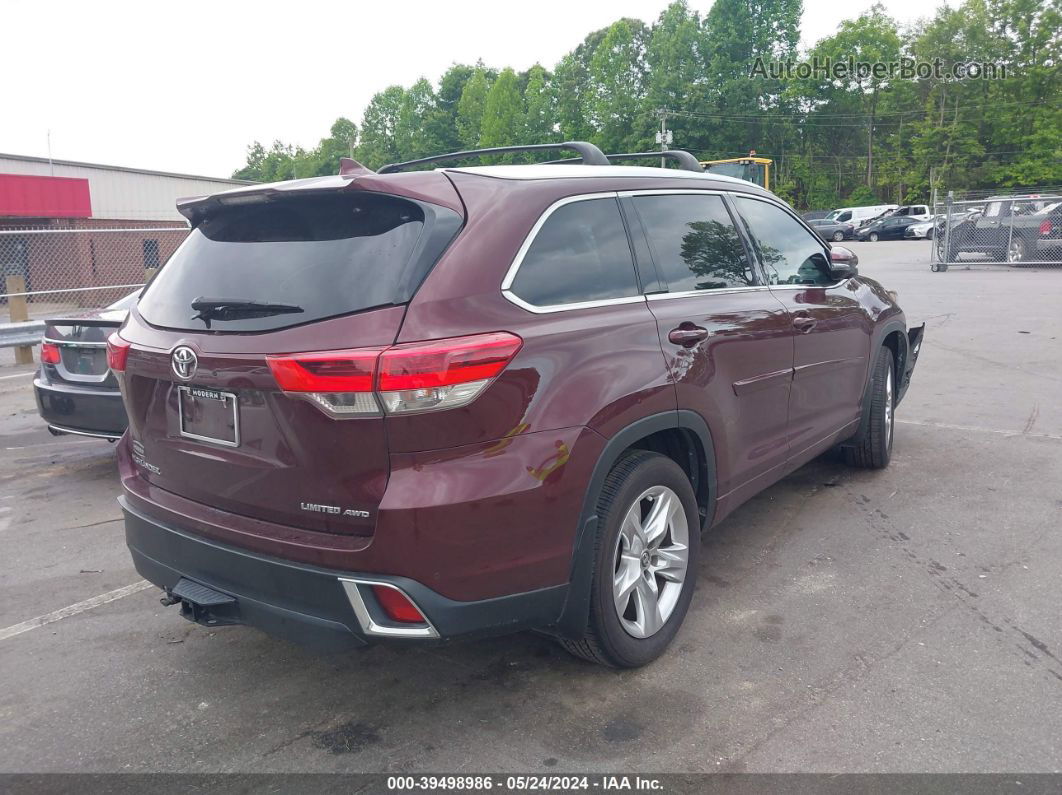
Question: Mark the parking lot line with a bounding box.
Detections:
[0,580,152,642]
[898,418,1062,441]
[0,371,35,380]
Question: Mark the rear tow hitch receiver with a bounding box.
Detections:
[165,578,240,628]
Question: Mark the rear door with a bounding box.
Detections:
[732,195,871,462]
[118,190,461,535]
[626,190,794,500]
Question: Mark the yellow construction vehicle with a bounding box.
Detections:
[700,152,772,190]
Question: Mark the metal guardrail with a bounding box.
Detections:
[0,320,44,349]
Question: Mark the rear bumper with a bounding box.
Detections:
[121,496,567,651]
[34,377,127,439]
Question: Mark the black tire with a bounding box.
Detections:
[844,346,895,469]
[832,230,844,242]
[869,232,879,242]
[559,450,700,668]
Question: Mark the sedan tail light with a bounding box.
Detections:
[40,342,61,365]
[106,333,131,372]
[1040,219,1053,236]
[266,332,522,418]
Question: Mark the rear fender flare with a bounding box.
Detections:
[552,410,716,639]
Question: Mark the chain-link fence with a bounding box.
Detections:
[930,188,1062,271]
[0,223,190,319]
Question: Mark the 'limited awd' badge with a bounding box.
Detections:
[301,502,371,519]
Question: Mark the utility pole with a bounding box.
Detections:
[655,109,673,168]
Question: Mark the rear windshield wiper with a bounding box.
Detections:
[190,297,304,326]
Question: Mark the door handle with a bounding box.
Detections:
[792,316,817,333]
[668,325,710,347]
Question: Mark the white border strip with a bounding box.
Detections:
[0,580,152,642]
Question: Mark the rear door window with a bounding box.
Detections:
[633,193,755,291]
[507,197,640,307]
[137,193,460,332]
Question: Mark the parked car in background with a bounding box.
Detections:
[904,216,940,239]
[806,217,856,242]
[823,204,898,228]
[856,215,920,242]
[34,292,135,440]
[938,196,1062,264]
[110,143,923,668]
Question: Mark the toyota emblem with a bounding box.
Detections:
[171,346,198,380]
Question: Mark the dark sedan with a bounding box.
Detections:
[34,293,135,440]
[806,217,856,241]
[856,215,919,242]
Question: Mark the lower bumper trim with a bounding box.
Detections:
[121,496,568,651]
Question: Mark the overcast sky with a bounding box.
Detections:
[2,0,951,178]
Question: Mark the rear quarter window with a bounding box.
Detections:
[506,197,640,308]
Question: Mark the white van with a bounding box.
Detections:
[824,204,899,227]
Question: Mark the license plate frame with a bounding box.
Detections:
[177,385,240,448]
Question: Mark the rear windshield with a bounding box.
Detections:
[137,193,458,332]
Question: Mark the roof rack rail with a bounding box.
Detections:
[549,150,704,173]
[376,141,609,174]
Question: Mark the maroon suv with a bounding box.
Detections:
[110,143,922,667]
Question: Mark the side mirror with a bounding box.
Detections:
[828,245,859,279]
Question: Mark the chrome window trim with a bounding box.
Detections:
[339,578,440,639]
[501,191,650,314]
[616,188,728,199]
[646,285,772,301]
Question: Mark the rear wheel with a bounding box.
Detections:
[843,346,895,469]
[869,232,879,242]
[832,230,844,242]
[1007,237,1028,265]
[559,451,699,668]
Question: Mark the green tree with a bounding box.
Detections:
[395,78,441,160]
[355,85,406,169]
[588,19,650,152]
[522,64,555,144]
[479,68,525,158]
[641,2,706,152]
[553,28,608,141]
[456,67,492,148]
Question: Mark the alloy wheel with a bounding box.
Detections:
[612,485,689,639]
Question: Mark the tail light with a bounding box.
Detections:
[106,333,131,372]
[1040,219,1052,236]
[266,332,522,418]
[40,342,61,365]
